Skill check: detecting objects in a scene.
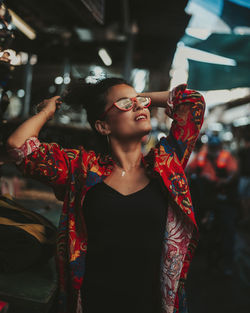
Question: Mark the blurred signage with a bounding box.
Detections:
[81,0,105,24]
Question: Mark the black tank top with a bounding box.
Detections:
[81,178,167,313]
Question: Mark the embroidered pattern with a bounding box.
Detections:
[169,173,188,196]
[7,136,41,164]
[161,205,193,313]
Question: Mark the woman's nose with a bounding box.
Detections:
[132,98,143,110]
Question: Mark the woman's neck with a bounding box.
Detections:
[110,137,142,172]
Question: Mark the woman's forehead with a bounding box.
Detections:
[106,84,136,103]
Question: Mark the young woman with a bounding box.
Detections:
[7,78,205,313]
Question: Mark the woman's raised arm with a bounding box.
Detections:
[141,84,205,169]
[139,90,171,108]
[6,96,84,200]
[7,96,61,148]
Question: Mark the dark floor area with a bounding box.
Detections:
[187,229,250,313]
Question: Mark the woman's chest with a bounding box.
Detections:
[102,166,150,196]
[82,179,167,244]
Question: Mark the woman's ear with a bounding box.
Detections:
[95,120,111,135]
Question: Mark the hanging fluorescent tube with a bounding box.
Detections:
[182,46,237,66]
[8,9,36,40]
[98,48,112,66]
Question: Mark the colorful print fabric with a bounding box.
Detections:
[12,86,205,313]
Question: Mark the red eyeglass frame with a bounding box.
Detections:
[99,96,151,120]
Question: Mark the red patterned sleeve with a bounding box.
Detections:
[7,137,41,164]
[8,137,81,200]
[158,84,206,169]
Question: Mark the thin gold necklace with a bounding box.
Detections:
[114,160,142,177]
[117,166,126,177]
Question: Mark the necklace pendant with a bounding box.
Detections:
[122,170,126,177]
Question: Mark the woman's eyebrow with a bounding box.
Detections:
[115,96,129,102]
[116,95,138,102]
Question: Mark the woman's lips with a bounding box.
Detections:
[135,113,147,121]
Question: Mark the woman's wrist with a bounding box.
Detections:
[38,109,53,121]
[35,96,60,121]
[139,90,171,108]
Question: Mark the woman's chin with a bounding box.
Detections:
[138,128,151,141]
[114,124,152,141]
[143,125,152,136]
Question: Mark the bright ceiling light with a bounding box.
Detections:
[132,69,148,93]
[233,116,250,127]
[203,87,250,108]
[222,103,250,124]
[75,28,93,41]
[208,122,223,132]
[182,46,237,66]
[185,28,212,40]
[98,48,112,66]
[223,132,233,141]
[185,1,231,33]
[201,134,208,144]
[85,76,98,84]
[8,9,36,40]
[17,89,25,98]
[64,76,71,84]
[54,76,63,85]
[91,66,104,76]
[234,26,250,35]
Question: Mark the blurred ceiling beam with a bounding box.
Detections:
[8,8,36,40]
[209,94,250,112]
[225,94,250,109]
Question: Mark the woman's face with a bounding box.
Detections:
[104,84,152,141]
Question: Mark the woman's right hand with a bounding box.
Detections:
[36,96,62,121]
[7,97,63,149]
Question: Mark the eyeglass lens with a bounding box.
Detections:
[117,97,150,109]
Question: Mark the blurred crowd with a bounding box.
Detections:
[185,128,250,280]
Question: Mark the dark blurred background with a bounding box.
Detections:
[0,0,250,312]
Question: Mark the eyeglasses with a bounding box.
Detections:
[100,96,151,119]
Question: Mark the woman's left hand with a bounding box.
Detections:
[165,84,187,117]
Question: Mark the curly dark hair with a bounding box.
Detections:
[63,77,130,153]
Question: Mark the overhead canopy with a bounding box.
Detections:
[187,34,250,90]
[183,0,250,90]
[222,0,250,27]
[188,0,250,21]
[227,0,250,9]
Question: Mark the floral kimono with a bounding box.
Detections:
[10,87,205,313]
